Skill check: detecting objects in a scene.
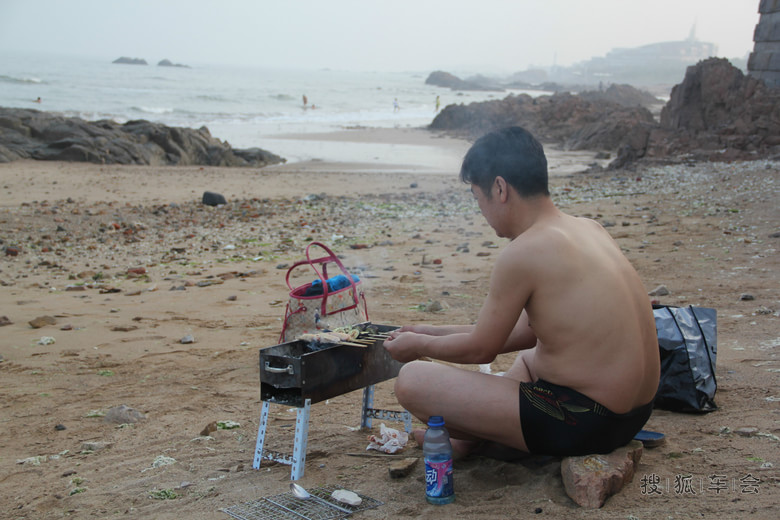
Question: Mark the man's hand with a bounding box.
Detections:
[384,331,426,363]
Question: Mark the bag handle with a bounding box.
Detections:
[285,241,360,316]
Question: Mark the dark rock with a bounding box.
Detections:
[616,58,780,165]
[157,59,190,68]
[429,59,780,167]
[579,84,662,108]
[429,91,654,154]
[29,315,56,328]
[0,107,285,167]
[0,315,12,326]
[425,71,503,91]
[202,191,227,206]
[112,57,147,65]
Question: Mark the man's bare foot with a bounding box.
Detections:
[412,428,529,461]
[412,428,482,458]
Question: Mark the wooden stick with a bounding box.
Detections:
[338,341,368,348]
[346,452,413,459]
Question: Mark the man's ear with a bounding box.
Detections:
[494,176,509,202]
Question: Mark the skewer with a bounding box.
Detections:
[338,341,368,348]
[362,333,390,339]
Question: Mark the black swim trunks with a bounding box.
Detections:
[519,379,653,456]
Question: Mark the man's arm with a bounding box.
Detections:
[385,246,533,364]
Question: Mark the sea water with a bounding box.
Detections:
[0,51,548,164]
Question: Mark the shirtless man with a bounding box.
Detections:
[384,126,660,456]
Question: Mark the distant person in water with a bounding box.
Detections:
[393,98,400,112]
[435,95,441,112]
[34,97,41,103]
[384,126,659,459]
[302,94,308,108]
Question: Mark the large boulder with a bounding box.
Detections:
[429,91,654,153]
[112,57,147,65]
[612,58,780,165]
[425,71,503,91]
[0,107,286,167]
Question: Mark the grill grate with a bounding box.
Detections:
[222,486,382,520]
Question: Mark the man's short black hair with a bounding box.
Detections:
[460,126,549,198]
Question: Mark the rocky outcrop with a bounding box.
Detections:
[430,59,780,167]
[429,88,655,153]
[158,59,190,68]
[612,58,780,167]
[425,71,503,91]
[112,57,147,65]
[0,107,285,167]
[578,84,662,108]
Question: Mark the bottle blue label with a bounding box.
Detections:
[425,457,454,498]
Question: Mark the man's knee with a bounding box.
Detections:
[394,361,429,406]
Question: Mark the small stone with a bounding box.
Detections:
[0,315,12,327]
[202,191,227,206]
[735,427,758,437]
[55,424,66,431]
[740,293,755,301]
[29,315,57,328]
[200,421,218,436]
[424,300,445,313]
[103,404,146,424]
[389,457,419,478]
[180,334,195,344]
[81,441,113,452]
[38,336,56,345]
[561,440,643,509]
[226,295,237,301]
[648,285,669,296]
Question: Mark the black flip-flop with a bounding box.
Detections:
[634,429,666,448]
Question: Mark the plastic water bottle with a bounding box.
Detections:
[423,415,455,504]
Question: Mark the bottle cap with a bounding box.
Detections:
[427,415,445,427]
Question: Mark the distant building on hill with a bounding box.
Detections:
[557,26,718,86]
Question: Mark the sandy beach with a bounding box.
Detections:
[1,127,778,519]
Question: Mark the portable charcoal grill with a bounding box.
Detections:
[259,322,402,407]
[253,322,412,480]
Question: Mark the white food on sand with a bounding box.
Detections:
[331,489,362,506]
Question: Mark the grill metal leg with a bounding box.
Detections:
[291,400,311,481]
[252,401,271,470]
[361,385,375,429]
[361,384,412,433]
[252,399,312,481]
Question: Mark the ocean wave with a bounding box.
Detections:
[131,105,174,115]
[0,74,43,85]
[195,94,236,103]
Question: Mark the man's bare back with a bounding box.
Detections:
[506,210,659,413]
[384,126,659,456]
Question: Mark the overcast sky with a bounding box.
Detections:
[0,0,761,73]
